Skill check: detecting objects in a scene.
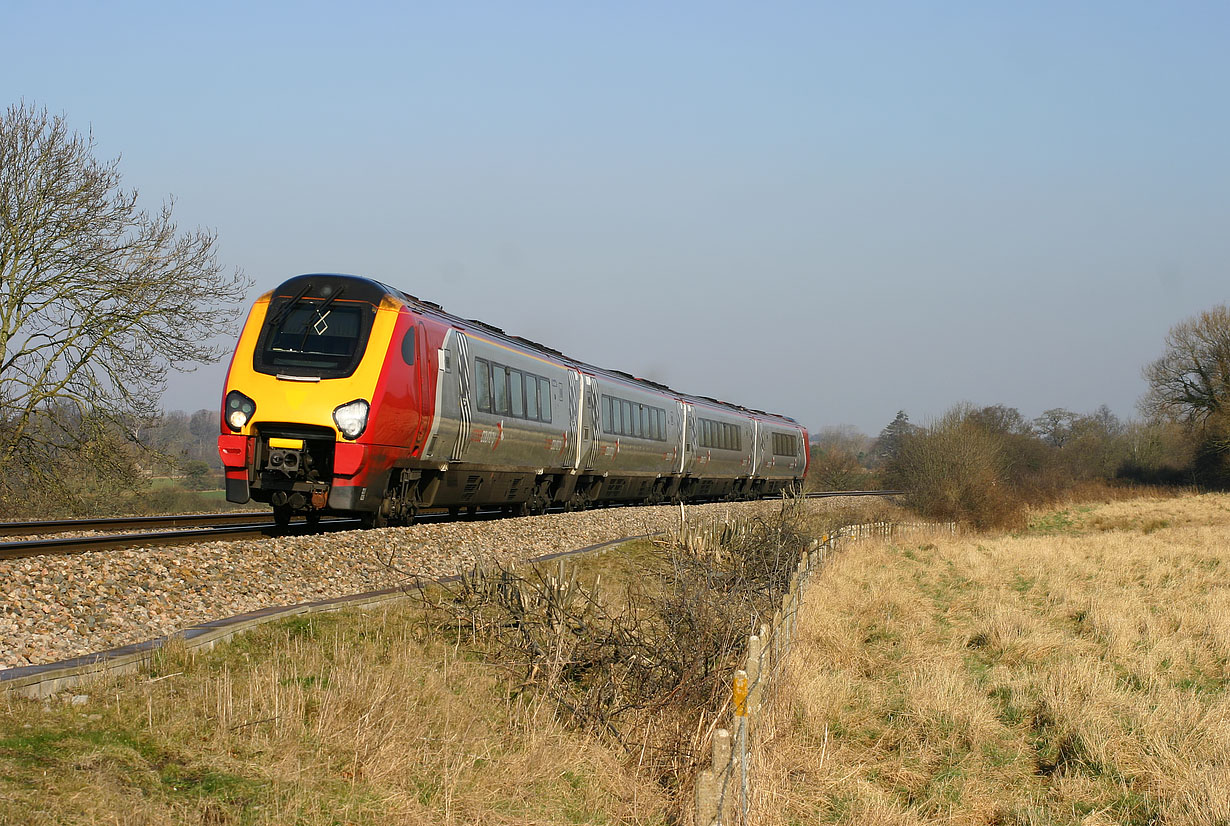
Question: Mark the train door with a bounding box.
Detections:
[425,328,472,464]
[408,321,431,456]
[681,403,696,473]
[449,332,473,461]
[581,375,599,470]
[671,400,687,474]
[751,420,763,476]
[563,369,582,469]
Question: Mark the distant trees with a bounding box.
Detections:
[873,402,1185,528]
[810,307,1230,522]
[872,411,918,466]
[0,102,249,511]
[805,425,876,491]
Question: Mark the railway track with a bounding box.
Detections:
[0,507,535,561]
[0,517,364,561]
[0,511,297,538]
[0,490,902,562]
[805,489,902,499]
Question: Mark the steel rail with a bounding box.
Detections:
[0,520,365,561]
[0,511,294,538]
[805,489,903,498]
[0,508,519,561]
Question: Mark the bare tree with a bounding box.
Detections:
[1032,408,1077,448]
[0,102,250,503]
[1142,305,1230,425]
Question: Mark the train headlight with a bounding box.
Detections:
[225,390,256,431]
[332,399,370,440]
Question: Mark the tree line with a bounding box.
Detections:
[809,306,1230,528]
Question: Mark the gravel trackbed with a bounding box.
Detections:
[1,500,824,670]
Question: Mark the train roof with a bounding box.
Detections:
[273,274,802,428]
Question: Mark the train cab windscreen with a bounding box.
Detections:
[253,296,374,378]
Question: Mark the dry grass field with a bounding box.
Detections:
[0,607,668,825]
[754,492,1230,825]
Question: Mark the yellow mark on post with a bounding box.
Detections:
[733,670,749,717]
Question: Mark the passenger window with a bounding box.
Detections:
[493,367,509,415]
[658,410,666,441]
[526,375,539,420]
[610,398,621,434]
[640,406,649,438]
[401,329,415,365]
[475,359,491,413]
[539,377,552,422]
[510,370,524,418]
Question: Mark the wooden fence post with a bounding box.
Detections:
[712,728,731,774]
[746,636,762,711]
[695,769,718,826]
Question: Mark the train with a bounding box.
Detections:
[217,273,809,527]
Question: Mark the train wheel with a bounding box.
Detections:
[361,511,388,529]
[273,505,293,529]
[305,511,321,530]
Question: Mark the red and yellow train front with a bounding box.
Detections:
[217,274,431,519]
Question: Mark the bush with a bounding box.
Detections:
[181,459,217,490]
[886,405,1021,529]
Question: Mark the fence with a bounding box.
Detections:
[845,521,957,541]
[691,520,958,826]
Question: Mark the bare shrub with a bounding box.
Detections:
[886,404,1021,529]
[806,425,880,491]
[417,503,812,794]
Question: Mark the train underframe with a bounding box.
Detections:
[225,430,801,528]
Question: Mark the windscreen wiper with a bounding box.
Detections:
[266,283,313,330]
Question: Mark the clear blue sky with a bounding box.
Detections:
[6,1,1228,435]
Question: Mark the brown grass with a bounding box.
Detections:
[0,605,669,825]
[752,491,1230,825]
